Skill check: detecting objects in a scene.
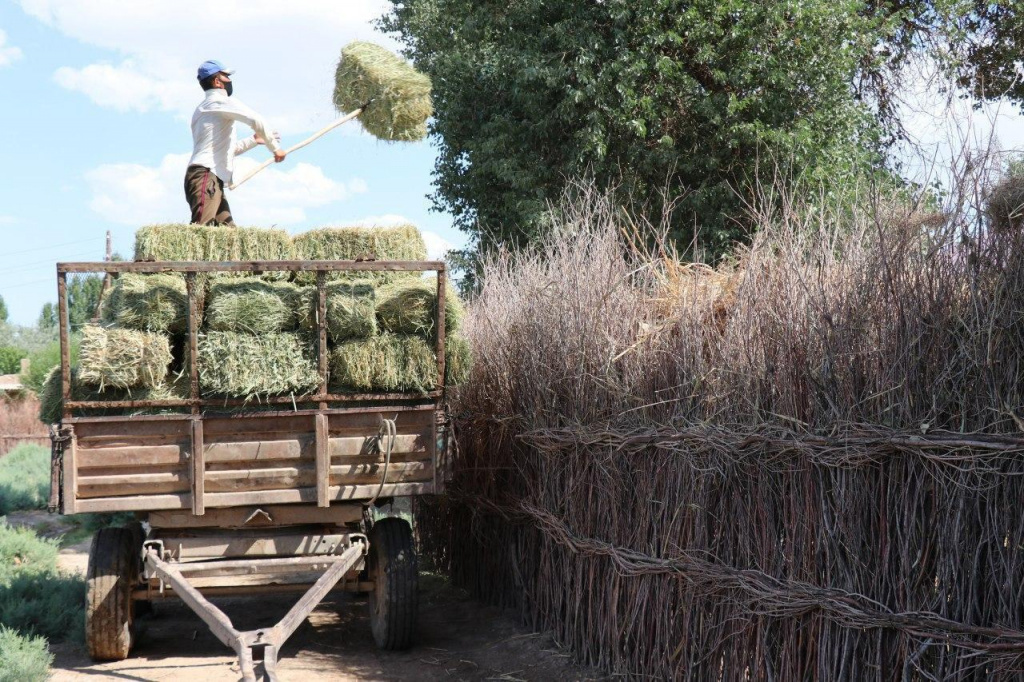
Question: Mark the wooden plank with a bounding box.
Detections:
[204,440,308,463]
[57,272,71,422]
[330,462,432,486]
[77,444,184,468]
[147,504,362,529]
[78,480,186,499]
[436,267,446,388]
[59,259,445,274]
[64,427,77,514]
[328,434,426,457]
[75,419,190,441]
[204,414,312,438]
[205,468,315,493]
[75,493,189,513]
[315,413,329,508]
[160,532,351,559]
[191,419,204,516]
[68,402,437,425]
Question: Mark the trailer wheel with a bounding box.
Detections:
[86,526,140,661]
[367,518,418,650]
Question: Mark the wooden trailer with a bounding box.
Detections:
[48,258,453,681]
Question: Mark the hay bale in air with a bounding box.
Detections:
[38,367,186,424]
[331,333,438,394]
[101,273,189,333]
[206,279,301,333]
[296,281,377,342]
[134,224,294,280]
[376,279,464,337]
[334,41,432,142]
[198,332,320,399]
[78,325,172,390]
[293,225,427,285]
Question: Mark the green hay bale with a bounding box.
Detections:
[38,367,185,423]
[101,273,188,333]
[334,41,432,142]
[198,332,320,399]
[78,325,172,390]
[376,279,464,337]
[134,225,294,280]
[331,333,438,393]
[445,334,472,386]
[293,225,427,285]
[206,279,301,333]
[296,281,377,342]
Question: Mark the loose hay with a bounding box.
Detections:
[101,273,188,333]
[293,225,427,284]
[376,280,464,337]
[134,224,294,277]
[38,367,185,423]
[206,279,301,333]
[445,335,472,386]
[198,332,320,399]
[330,334,438,393]
[296,281,377,342]
[78,325,172,390]
[334,41,432,142]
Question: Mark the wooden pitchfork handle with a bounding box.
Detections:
[228,106,365,190]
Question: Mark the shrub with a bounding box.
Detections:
[0,347,26,376]
[20,339,77,396]
[0,626,52,682]
[0,445,50,515]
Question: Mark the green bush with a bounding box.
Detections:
[20,338,78,395]
[0,522,84,643]
[0,347,26,376]
[0,626,52,682]
[0,445,50,515]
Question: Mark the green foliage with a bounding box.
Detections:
[382,0,892,259]
[36,304,56,331]
[68,274,104,330]
[0,445,50,515]
[0,346,26,375]
[20,337,79,395]
[0,296,7,324]
[0,627,52,682]
[0,522,84,643]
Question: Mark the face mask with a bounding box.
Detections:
[224,81,233,97]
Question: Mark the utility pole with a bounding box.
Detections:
[105,230,112,262]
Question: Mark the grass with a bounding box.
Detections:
[331,333,439,393]
[292,225,427,285]
[101,273,188,334]
[296,281,377,342]
[376,279,464,337]
[0,626,52,682]
[134,224,294,263]
[0,444,49,515]
[334,41,432,142]
[198,331,321,399]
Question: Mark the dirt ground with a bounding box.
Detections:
[6,512,604,682]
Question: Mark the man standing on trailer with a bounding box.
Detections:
[184,60,287,225]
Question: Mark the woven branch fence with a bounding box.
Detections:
[417,184,1024,679]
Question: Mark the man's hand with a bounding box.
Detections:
[274,149,287,163]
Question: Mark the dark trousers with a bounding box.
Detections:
[184,165,234,225]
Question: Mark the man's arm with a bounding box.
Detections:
[233,131,280,156]
[214,98,286,161]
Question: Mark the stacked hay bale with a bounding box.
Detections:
[41,223,470,421]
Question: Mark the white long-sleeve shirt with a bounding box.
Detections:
[188,89,282,184]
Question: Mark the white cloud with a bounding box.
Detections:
[0,216,16,225]
[0,29,24,68]
[86,153,367,226]
[421,230,454,260]
[20,1,401,134]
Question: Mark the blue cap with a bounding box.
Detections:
[197,60,233,81]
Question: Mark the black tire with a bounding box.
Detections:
[367,518,418,650]
[86,526,141,661]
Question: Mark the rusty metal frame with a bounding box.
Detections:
[143,539,366,682]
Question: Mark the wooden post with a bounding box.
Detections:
[316,271,328,408]
[436,266,446,389]
[57,271,71,422]
[191,419,205,516]
[62,427,77,514]
[315,414,329,508]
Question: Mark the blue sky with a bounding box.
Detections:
[0,1,467,325]
[1,2,1022,327]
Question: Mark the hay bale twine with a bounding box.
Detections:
[198,332,320,399]
[334,41,432,142]
[101,273,188,334]
[376,279,464,337]
[986,174,1024,232]
[206,279,301,333]
[330,334,438,393]
[296,281,377,342]
[293,225,427,285]
[79,325,172,390]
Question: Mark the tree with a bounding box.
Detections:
[36,274,104,332]
[382,0,1020,262]
[37,303,57,330]
[0,295,7,323]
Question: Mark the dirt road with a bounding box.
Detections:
[37,523,602,682]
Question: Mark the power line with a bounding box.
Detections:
[0,249,105,278]
[0,277,55,291]
[0,236,105,260]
